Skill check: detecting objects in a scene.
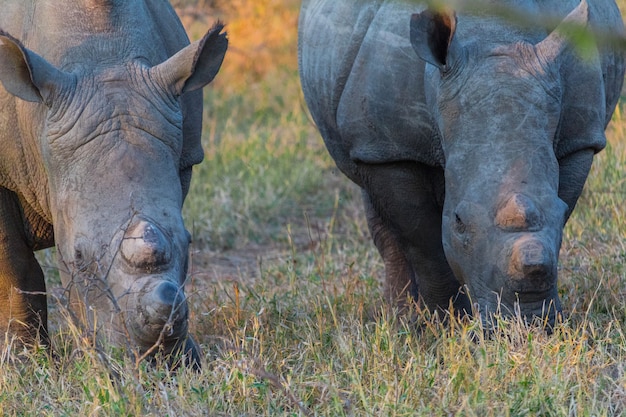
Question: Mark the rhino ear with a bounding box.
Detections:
[151,22,227,96]
[535,0,590,62]
[410,8,457,70]
[0,31,71,104]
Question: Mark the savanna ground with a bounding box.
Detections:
[2,0,626,415]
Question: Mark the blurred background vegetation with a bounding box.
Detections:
[173,0,300,91]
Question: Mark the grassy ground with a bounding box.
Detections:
[3,1,626,416]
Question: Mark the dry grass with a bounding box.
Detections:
[3,1,626,416]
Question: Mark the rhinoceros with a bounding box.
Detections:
[0,0,227,365]
[299,0,624,326]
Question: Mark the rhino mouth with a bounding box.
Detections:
[472,291,562,331]
[118,278,190,348]
[505,280,556,300]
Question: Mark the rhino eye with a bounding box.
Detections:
[455,213,467,234]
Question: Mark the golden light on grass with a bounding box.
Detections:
[178,0,300,92]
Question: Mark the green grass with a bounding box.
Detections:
[6,2,626,416]
[182,69,339,250]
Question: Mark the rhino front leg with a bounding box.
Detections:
[362,189,417,309]
[0,188,48,348]
[358,162,471,315]
[558,148,594,222]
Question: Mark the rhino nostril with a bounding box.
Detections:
[121,220,172,271]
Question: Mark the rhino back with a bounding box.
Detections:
[299,0,443,178]
[299,0,624,179]
[334,2,442,168]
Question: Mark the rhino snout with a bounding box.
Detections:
[128,279,190,345]
[506,234,556,295]
[121,219,172,272]
[142,280,188,329]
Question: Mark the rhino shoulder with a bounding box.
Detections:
[300,1,442,171]
[299,0,384,126]
[555,0,625,158]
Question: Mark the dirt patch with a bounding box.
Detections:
[188,243,282,285]
[186,216,329,287]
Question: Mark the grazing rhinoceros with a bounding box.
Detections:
[299,0,624,327]
[0,0,227,365]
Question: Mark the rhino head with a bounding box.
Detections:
[0,24,227,364]
[409,1,605,326]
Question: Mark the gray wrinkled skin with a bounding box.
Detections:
[0,0,227,365]
[299,0,624,326]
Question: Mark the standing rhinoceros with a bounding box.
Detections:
[299,0,624,327]
[0,0,227,365]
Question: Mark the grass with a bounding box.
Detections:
[5,1,626,416]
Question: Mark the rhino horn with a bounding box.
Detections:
[410,7,457,70]
[120,219,173,272]
[150,21,227,95]
[534,0,590,63]
[0,31,73,104]
[495,193,545,232]
[507,235,556,293]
